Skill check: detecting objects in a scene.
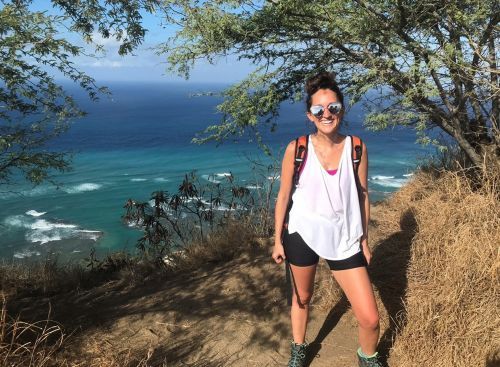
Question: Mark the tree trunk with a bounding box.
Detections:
[454,130,485,168]
[488,36,500,151]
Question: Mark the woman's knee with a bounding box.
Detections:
[357,311,380,330]
[292,291,313,307]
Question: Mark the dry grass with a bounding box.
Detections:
[0,259,87,298]
[386,164,500,367]
[162,218,264,273]
[0,295,65,367]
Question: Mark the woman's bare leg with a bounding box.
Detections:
[289,263,317,343]
[332,267,379,355]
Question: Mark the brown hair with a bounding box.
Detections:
[305,72,344,111]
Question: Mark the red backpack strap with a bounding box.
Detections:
[284,135,308,229]
[293,135,308,185]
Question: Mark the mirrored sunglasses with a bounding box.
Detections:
[310,102,342,118]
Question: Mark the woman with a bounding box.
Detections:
[272,72,381,367]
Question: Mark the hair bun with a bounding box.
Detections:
[305,72,337,96]
[305,71,344,110]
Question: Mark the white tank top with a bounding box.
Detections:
[287,135,364,260]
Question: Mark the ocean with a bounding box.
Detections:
[0,82,431,261]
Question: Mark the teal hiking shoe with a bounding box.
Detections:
[357,347,383,367]
[287,341,308,367]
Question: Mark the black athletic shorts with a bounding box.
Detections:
[282,229,367,271]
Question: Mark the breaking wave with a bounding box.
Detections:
[63,183,102,194]
[4,214,102,245]
[370,175,409,188]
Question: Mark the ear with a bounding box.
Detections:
[306,112,315,123]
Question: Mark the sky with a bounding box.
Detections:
[32,1,255,84]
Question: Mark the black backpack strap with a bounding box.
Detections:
[351,135,363,193]
[351,135,363,173]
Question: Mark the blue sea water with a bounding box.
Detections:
[0,82,431,261]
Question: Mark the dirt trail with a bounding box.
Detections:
[59,251,362,366]
[13,204,413,366]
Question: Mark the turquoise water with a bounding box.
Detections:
[0,82,431,261]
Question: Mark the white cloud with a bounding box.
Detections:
[91,59,124,68]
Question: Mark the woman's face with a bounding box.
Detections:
[307,88,343,135]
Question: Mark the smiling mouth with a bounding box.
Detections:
[320,119,333,124]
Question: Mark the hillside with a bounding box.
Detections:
[2,167,499,367]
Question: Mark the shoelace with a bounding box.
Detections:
[360,356,382,367]
[289,346,306,367]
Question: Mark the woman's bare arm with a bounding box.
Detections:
[357,142,371,263]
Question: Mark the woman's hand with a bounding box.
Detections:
[272,241,286,264]
[361,237,372,265]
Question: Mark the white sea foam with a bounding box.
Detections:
[5,213,102,244]
[185,197,211,205]
[131,178,147,182]
[371,175,395,180]
[201,174,221,184]
[216,172,232,177]
[63,183,102,194]
[31,219,77,230]
[13,250,41,259]
[5,214,102,245]
[370,175,408,188]
[146,200,177,217]
[77,230,102,241]
[26,210,46,217]
[403,173,414,177]
[246,185,262,190]
[27,231,63,244]
[26,225,103,244]
[212,203,247,211]
[268,175,280,180]
[126,219,143,228]
[154,177,169,182]
[4,215,29,229]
